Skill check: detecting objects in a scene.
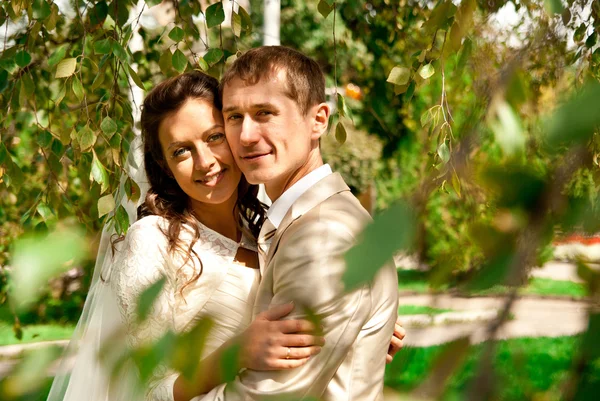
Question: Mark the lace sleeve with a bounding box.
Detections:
[110,217,179,401]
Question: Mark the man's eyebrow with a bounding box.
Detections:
[166,124,222,150]
[222,103,276,114]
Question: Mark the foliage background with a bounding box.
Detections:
[1,0,600,400]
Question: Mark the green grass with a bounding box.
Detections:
[397,270,588,299]
[0,323,75,346]
[385,336,599,401]
[398,305,452,315]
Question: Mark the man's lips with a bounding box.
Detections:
[241,151,271,161]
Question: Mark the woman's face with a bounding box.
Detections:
[158,98,242,206]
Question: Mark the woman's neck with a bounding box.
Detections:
[189,193,239,242]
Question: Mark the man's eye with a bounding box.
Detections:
[227,114,242,121]
[257,110,272,116]
[208,133,225,143]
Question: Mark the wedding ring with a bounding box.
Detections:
[285,347,291,359]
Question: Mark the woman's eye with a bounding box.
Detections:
[172,148,188,157]
[208,133,225,143]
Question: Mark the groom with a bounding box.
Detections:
[195,46,398,400]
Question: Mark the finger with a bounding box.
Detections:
[267,357,311,370]
[394,323,406,339]
[389,336,403,353]
[283,345,322,360]
[260,302,294,321]
[279,334,326,347]
[396,316,402,325]
[277,319,317,334]
[386,354,393,364]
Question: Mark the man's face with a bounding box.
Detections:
[222,69,326,199]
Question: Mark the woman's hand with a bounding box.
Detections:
[239,302,326,370]
[386,317,406,364]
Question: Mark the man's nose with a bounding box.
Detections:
[239,117,261,146]
[194,144,216,171]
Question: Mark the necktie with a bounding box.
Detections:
[257,218,276,269]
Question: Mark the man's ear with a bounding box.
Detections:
[311,102,330,141]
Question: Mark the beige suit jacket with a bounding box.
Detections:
[196,173,399,401]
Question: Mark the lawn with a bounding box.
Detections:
[397,270,588,299]
[398,305,452,315]
[0,323,75,346]
[384,336,599,400]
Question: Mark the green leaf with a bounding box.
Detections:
[238,6,253,34]
[585,32,597,49]
[159,49,173,75]
[168,26,185,42]
[9,226,86,310]
[53,84,66,105]
[15,50,31,68]
[344,201,416,290]
[405,81,416,101]
[48,44,68,67]
[37,130,53,148]
[32,0,51,20]
[124,177,141,203]
[115,204,130,234]
[72,76,84,102]
[112,41,129,62]
[203,48,223,66]
[318,0,333,18]
[21,72,35,96]
[467,252,514,291]
[137,276,166,323]
[418,63,435,79]
[205,2,225,28]
[144,0,163,6]
[335,121,347,144]
[78,125,97,152]
[171,319,212,380]
[55,57,77,78]
[488,100,524,157]
[127,64,145,90]
[36,203,55,222]
[172,49,188,73]
[197,58,209,71]
[544,0,563,15]
[89,0,108,27]
[231,11,242,37]
[544,81,600,152]
[98,194,115,218]
[100,116,118,137]
[457,37,472,72]
[90,151,110,194]
[94,38,112,55]
[336,93,354,123]
[437,142,450,164]
[0,57,18,74]
[387,66,411,86]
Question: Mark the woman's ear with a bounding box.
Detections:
[311,102,331,141]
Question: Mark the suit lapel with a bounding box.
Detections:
[263,173,350,266]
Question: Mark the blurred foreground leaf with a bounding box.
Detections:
[344,201,416,290]
[1,346,62,398]
[137,276,166,323]
[9,225,87,311]
[544,81,600,152]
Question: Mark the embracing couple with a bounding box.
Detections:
[48,46,403,401]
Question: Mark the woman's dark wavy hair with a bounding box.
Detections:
[137,71,266,291]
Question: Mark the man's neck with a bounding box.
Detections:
[265,152,323,201]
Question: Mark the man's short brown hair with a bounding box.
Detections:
[220,46,326,115]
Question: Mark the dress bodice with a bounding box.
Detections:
[109,215,260,401]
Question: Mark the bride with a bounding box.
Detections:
[47,70,405,401]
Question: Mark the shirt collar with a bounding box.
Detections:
[267,164,332,228]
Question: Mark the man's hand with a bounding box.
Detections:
[386,317,406,364]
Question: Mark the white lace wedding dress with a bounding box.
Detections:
[47,215,260,401]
